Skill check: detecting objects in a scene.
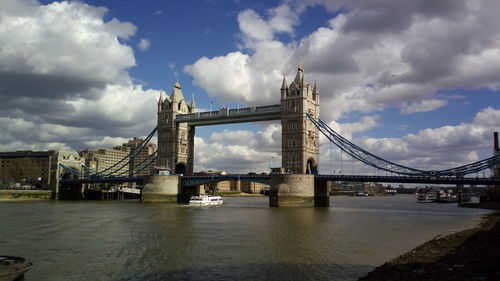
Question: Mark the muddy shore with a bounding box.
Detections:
[359,203,500,281]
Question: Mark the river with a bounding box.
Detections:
[0,195,492,281]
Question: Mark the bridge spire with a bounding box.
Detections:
[294,64,304,86]
[190,93,196,112]
[280,75,288,90]
[312,80,319,101]
[280,74,288,101]
[171,81,185,102]
[157,92,164,112]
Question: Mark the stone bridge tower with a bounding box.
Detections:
[157,82,196,175]
[280,64,320,174]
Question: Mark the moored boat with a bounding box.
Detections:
[354,192,369,196]
[189,195,223,206]
[416,190,438,203]
[0,256,32,281]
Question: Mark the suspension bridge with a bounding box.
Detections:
[59,119,500,185]
[56,65,500,206]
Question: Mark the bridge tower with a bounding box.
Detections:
[280,64,320,174]
[157,82,196,175]
[270,65,327,207]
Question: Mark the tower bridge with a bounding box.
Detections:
[56,64,500,206]
[156,64,319,178]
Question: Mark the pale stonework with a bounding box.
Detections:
[157,82,196,175]
[280,64,320,174]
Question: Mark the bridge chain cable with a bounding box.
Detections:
[94,127,158,176]
[307,113,426,176]
[61,152,157,181]
[111,151,158,178]
[306,113,500,177]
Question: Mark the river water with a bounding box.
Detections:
[0,195,492,281]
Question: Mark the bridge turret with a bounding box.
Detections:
[280,75,288,101]
[190,93,196,113]
[293,63,304,87]
[157,92,164,113]
[170,81,184,103]
[312,80,319,103]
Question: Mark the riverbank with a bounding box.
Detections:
[0,190,51,200]
[359,210,500,281]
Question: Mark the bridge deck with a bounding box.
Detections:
[175,104,281,126]
[59,174,500,186]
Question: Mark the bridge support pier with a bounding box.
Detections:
[141,175,181,203]
[314,180,330,207]
[178,185,204,203]
[269,174,329,207]
[57,183,85,200]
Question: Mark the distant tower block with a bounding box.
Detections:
[157,82,196,175]
[493,132,500,200]
[280,64,320,174]
[494,132,500,177]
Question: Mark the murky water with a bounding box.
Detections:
[0,195,492,281]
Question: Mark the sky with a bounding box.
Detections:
[1,0,499,175]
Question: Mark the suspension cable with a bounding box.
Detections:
[306,113,500,177]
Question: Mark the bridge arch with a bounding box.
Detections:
[306,158,318,175]
[175,162,187,175]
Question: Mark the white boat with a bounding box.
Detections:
[189,195,223,206]
[416,190,438,203]
[439,193,459,203]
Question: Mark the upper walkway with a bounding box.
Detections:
[174,104,281,126]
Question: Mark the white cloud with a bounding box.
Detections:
[238,9,273,42]
[0,0,160,151]
[184,0,500,173]
[0,1,136,84]
[186,0,500,121]
[318,107,500,175]
[138,38,151,51]
[358,107,500,171]
[194,135,280,173]
[325,115,380,141]
[400,99,448,114]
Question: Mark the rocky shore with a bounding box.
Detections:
[359,206,500,281]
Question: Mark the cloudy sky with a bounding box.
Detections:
[1,0,499,175]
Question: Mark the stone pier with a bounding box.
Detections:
[141,175,181,202]
[314,179,330,207]
[269,174,329,207]
[141,175,204,203]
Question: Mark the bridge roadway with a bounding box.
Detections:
[174,104,281,126]
[59,174,500,186]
